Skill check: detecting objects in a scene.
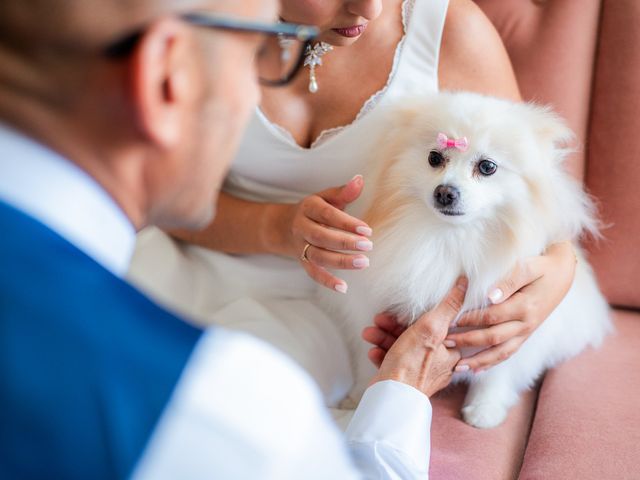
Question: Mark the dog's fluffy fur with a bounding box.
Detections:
[323,92,612,428]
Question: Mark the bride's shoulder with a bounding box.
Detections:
[439,0,521,101]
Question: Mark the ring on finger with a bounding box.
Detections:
[301,243,312,262]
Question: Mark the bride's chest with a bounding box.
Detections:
[258,32,403,149]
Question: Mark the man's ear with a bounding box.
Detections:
[129,17,196,149]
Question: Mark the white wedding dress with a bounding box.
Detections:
[128,0,449,409]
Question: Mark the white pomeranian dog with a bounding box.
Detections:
[324,91,612,429]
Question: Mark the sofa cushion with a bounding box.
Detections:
[428,384,537,480]
[518,309,640,479]
[584,0,640,309]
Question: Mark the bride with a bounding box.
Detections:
[129,0,577,407]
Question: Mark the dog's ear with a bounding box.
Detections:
[525,104,577,159]
[522,104,600,241]
[381,96,446,148]
[381,99,424,134]
[374,99,429,157]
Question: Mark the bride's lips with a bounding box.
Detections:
[332,24,368,38]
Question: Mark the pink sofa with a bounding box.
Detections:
[428,1,640,478]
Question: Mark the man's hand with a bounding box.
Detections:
[367,278,467,398]
[363,313,408,368]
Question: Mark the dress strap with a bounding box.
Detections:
[387,0,449,99]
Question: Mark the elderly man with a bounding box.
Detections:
[0,1,464,478]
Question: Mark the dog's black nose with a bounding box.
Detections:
[434,184,460,207]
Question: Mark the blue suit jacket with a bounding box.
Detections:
[0,201,203,479]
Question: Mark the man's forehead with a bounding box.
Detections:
[198,0,280,22]
[0,0,280,54]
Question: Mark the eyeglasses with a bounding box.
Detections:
[105,12,319,87]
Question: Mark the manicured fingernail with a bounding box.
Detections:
[353,256,370,268]
[335,283,348,294]
[356,226,373,237]
[455,365,470,373]
[456,277,468,291]
[444,340,456,348]
[474,369,486,374]
[489,288,503,304]
[356,240,373,251]
[350,174,363,185]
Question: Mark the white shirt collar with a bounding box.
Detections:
[0,123,136,277]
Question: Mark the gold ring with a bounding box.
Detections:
[301,243,312,262]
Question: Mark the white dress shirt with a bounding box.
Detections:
[0,124,434,479]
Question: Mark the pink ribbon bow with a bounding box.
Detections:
[437,133,469,152]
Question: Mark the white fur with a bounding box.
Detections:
[321,92,612,428]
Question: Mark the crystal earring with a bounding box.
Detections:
[277,33,295,63]
[303,42,333,93]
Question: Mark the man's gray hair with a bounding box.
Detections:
[0,0,204,56]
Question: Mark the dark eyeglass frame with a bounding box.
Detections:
[104,12,319,87]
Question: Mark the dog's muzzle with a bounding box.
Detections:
[434,184,460,207]
[433,184,465,216]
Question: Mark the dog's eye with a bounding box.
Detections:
[428,150,445,168]
[477,159,498,176]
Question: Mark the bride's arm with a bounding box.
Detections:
[439,0,521,101]
[170,177,375,292]
[170,191,291,256]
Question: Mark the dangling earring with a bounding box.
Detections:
[277,33,295,63]
[303,42,333,94]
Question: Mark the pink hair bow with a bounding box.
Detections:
[437,133,469,152]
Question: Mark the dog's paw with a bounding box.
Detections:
[461,402,509,429]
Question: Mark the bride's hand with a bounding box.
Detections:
[272,175,373,292]
[445,242,577,373]
[363,244,577,373]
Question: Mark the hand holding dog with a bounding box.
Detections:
[276,175,374,292]
[364,243,577,374]
[445,241,577,372]
[368,278,466,398]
